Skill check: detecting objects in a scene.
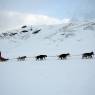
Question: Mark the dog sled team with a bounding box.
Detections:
[0,51,94,62]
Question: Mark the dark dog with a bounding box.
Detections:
[58,53,70,60]
[35,55,47,60]
[82,52,94,59]
[17,56,27,61]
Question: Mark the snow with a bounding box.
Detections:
[0,59,95,95]
[0,20,95,95]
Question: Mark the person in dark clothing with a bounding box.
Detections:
[0,51,9,62]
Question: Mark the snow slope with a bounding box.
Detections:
[0,20,95,95]
[0,20,95,57]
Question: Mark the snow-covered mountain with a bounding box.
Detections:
[0,20,95,58]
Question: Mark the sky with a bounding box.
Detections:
[0,0,95,32]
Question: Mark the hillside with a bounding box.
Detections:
[0,20,95,58]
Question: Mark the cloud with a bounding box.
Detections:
[0,11,69,32]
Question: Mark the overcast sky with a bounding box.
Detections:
[0,0,95,32]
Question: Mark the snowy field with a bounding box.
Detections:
[0,59,95,95]
[0,20,95,95]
